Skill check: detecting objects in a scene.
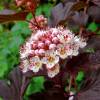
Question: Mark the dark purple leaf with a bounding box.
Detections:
[0,65,48,100]
[63,0,77,3]
[8,67,23,99]
[87,6,100,23]
[0,67,30,100]
[0,80,12,100]
[83,36,100,51]
[0,9,15,15]
[48,1,89,28]
[91,0,100,7]
[48,2,74,27]
[65,40,100,75]
[0,11,28,23]
[75,68,100,100]
[71,11,89,26]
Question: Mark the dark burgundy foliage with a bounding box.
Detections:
[91,0,100,7]
[0,66,52,100]
[0,68,23,100]
[87,6,100,23]
[0,0,100,100]
[74,69,100,100]
[48,0,100,28]
[0,11,28,23]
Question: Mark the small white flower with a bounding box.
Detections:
[32,30,44,40]
[29,56,42,72]
[57,29,74,44]
[20,51,28,59]
[42,51,59,69]
[72,50,79,56]
[21,59,29,73]
[57,44,68,59]
[20,47,31,59]
[68,92,75,100]
[57,34,65,43]
[20,42,32,59]
[71,43,79,56]
[74,36,87,48]
[80,41,87,48]
[47,64,60,78]
[51,28,59,35]
[66,49,73,56]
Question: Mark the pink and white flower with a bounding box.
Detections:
[29,15,47,31]
[19,24,87,78]
[20,59,30,73]
[29,56,42,72]
[56,44,68,59]
[47,64,60,78]
[42,51,59,69]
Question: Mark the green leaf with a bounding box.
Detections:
[97,31,100,35]
[87,22,97,32]
[11,21,31,36]
[11,21,28,32]
[0,97,3,100]
[26,77,45,95]
[36,3,53,17]
[26,13,33,20]
[0,25,3,32]
[0,59,8,78]
[85,48,95,53]
[76,71,84,82]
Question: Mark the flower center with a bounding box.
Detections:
[60,48,66,55]
[47,56,55,63]
[35,62,41,67]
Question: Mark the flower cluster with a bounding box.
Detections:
[20,25,86,78]
[29,15,47,32]
[15,0,39,11]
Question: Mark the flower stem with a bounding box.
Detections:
[68,75,72,92]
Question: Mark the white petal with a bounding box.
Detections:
[44,55,59,69]
[29,56,42,72]
[72,50,79,56]
[47,64,60,78]
[80,42,87,48]
[68,92,75,100]
[67,49,73,56]
[57,45,68,59]
[22,60,29,73]
[31,66,40,73]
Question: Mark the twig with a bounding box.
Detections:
[32,12,41,29]
[68,75,72,92]
[20,75,26,100]
[79,0,90,35]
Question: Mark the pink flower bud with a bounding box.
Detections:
[39,49,45,55]
[52,37,59,44]
[29,50,35,57]
[49,44,56,50]
[34,49,39,55]
[40,37,46,42]
[38,42,45,49]
[45,40,51,45]
[32,43,37,49]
